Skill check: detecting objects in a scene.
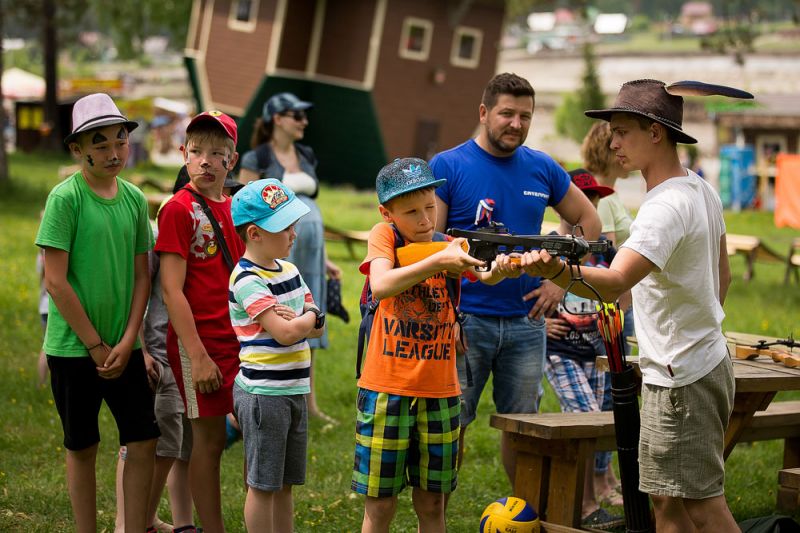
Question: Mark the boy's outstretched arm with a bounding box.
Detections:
[370,238,483,299]
[520,247,655,302]
[43,247,111,367]
[99,253,150,379]
[160,252,222,394]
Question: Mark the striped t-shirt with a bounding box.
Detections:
[229,257,314,395]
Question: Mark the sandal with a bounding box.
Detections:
[581,508,625,530]
[598,486,624,507]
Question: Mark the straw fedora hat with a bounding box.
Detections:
[64,93,138,146]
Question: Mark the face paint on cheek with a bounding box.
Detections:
[86,155,94,167]
[222,159,229,169]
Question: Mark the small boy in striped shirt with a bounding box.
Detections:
[228,178,326,532]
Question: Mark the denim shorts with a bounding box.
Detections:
[457,314,546,426]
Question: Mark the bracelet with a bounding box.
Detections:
[86,341,104,351]
[546,261,566,280]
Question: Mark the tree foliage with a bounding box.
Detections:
[90,0,192,59]
[554,42,605,144]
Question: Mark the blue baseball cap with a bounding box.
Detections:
[231,179,310,232]
[376,158,446,205]
[262,92,313,122]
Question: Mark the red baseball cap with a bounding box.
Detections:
[187,110,238,144]
[568,168,614,198]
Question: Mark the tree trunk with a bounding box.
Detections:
[0,1,9,183]
[41,0,60,151]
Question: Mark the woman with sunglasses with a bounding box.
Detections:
[239,92,341,424]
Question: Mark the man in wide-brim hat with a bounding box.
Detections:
[518,78,746,532]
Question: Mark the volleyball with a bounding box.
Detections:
[479,496,540,533]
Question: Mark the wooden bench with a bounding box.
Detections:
[491,400,800,528]
[323,224,370,258]
[726,233,785,281]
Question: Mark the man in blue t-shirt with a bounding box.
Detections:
[431,72,600,485]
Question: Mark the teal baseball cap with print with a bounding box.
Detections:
[231,179,310,232]
[376,157,446,205]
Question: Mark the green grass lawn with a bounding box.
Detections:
[0,151,798,531]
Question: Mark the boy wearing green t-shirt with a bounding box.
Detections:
[35,93,159,533]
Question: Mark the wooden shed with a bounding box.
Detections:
[184,0,505,187]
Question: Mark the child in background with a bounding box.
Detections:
[156,110,244,532]
[115,188,197,533]
[543,168,624,530]
[229,178,326,531]
[36,93,158,532]
[352,158,511,532]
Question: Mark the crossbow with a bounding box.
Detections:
[447,222,610,313]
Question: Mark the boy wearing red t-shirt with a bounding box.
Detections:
[155,111,244,532]
[352,158,513,533]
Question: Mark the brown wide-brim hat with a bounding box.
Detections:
[585,79,698,144]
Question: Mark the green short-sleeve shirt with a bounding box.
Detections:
[35,171,153,356]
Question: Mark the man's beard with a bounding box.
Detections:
[486,126,524,155]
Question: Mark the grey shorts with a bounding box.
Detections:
[233,384,307,492]
[154,362,192,461]
[639,356,734,498]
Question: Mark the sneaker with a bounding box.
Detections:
[581,508,625,530]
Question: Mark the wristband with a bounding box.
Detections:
[86,341,104,351]
[546,261,566,280]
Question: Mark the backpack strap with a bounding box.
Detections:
[356,226,404,379]
[184,187,235,272]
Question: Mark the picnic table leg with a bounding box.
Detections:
[546,439,595,527]
[724,391,776,460]
[508,434,549,520]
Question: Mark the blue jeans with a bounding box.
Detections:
[456,314,546,426]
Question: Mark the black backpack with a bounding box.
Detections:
[355,225,472,386]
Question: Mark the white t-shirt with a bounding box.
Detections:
[622,170,727,387]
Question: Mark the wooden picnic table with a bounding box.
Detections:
[597,331,800,459]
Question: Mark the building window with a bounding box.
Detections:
[228,0,259,32]
[399,17,433,61]
[450,26,482,68]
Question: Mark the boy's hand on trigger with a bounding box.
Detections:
[192,354,223,394]
[494,253,524,279]
[436,238,484,274]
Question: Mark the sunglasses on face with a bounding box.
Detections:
[281,110,307,122]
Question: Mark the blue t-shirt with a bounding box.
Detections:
[430,139,570,317]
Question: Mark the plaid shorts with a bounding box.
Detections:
[351,388,460,497]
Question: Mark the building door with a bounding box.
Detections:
[413,119,440,161]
